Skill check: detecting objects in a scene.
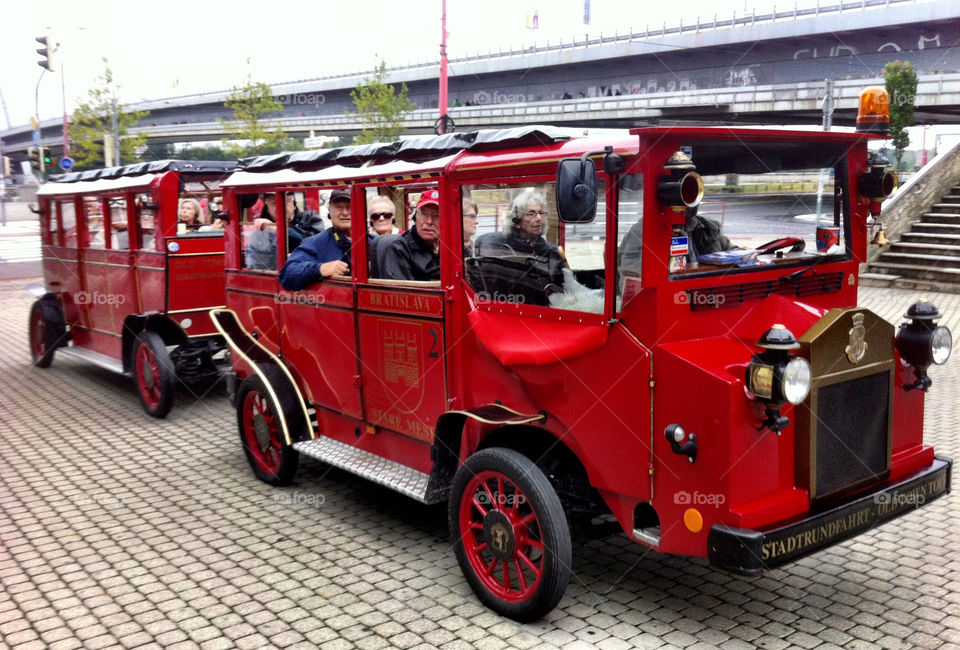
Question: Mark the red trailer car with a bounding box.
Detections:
[30,160,235,417]
[214,94,951,620]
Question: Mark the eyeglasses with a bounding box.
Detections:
[524,210,548,217]
[370,212,394,220]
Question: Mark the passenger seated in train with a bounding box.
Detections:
[379,190,442,282]
[470,190,565,306]
[683,206,732,266]
[178,199,204,231]
[245,192,324,271]
[279,190,372,290]
[368,196,401,235]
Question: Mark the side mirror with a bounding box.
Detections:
[556,156,598,223]
[29,203,42,215]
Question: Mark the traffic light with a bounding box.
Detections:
[36,33,56,72]
[28,147,46,173]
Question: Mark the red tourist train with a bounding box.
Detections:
[30,161,234,416]
[208,89,951,619]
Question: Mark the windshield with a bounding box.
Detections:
[666,140,851,278]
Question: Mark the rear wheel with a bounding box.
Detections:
[236,374,299,485]
[133,331,176,418]
[28,300,64,368]
[449,448,572,621]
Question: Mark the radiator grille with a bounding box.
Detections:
[687,271,843,311]
[814,371,891,499]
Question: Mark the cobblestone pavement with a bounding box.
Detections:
[1,277,958,650]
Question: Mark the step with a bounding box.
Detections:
[859,272,960,293]
[921,213,960,224]
[292,436,446,504]
[867,261,960,283]
[940,195,960,204]
[901,232,960,246]
[889,242,960,258]
[876,251,960,266]
[912,223,960,235]
[57,346,125,374]
[929,204,960,213]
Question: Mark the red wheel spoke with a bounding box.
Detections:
[524,537,544,553]
[496,477,505,510]
[471,496,490,517]
[480,481,496,510]
[517,549,542,577]
[514,559,527,591]
[501,559,511,590]
[468,521,483,531]
[484,557,498,577]
[519,512,538,528]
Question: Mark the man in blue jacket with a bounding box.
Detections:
[279,189,371,290]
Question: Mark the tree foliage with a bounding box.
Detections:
[882,60,918,170]
[69,59,149,170]
[347,61,415,144]
[219,76,293,156]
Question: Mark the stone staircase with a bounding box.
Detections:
[865,184,960,289]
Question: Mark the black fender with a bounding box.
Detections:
[121,313,190,373]
[210,308,312,445]
[428,404,547,496]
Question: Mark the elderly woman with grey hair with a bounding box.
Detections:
[473,189,565,305]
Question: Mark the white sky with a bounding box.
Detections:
[1,0,778,127]
[0,0,953,148]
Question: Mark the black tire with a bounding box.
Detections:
[133,331,176,418]
[28,299,65,368]
[449,447,572,621]
[236,374,299,486]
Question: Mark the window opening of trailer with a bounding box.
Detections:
[668,141,850,278]
[366,183,441,284]
[615,173,644,310]
[84,196,107,249]
[463,177,606,313]
[135,194,156,251]
[241,191,278,271]
[107,197,129,249]
[59,199,77,247]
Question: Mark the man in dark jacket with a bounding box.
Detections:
[279,189,371,290]
[381,189,442,281]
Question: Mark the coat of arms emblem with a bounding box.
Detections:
[845,312,868,364]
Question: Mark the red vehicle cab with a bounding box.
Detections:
[215,106,951,620]
[30,160,235,417]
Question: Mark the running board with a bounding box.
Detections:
[633,526,661,547]
[293,437,446,505]
[57,346,125,374]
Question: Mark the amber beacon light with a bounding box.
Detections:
[856,86,890,135]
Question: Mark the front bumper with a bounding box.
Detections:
[708,456,951,575]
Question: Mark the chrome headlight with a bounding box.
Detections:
[782,358,812,405]
[931,326,952,365]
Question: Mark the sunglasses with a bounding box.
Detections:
[370,212,394,220]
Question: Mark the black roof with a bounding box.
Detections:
[239,126,577,172]
[49,160,237,183]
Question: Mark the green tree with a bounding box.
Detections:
[219,76,293,156]
[347,60,415,144]
[69,59,149,170]
[882,60,918,171]
[176,144,236,161]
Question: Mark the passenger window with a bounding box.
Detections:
[135,194,156,251]
[84,196,106,250]
[616,173,644,309]
[284,191,320,257]
[108,198,129,249]
[59,200,77,247]
[463,179,606,313]
[367,185,440,283]
[241,193,277,271]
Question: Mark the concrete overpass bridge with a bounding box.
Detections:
[3,0,959,161]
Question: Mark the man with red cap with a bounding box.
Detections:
[381,189,442,281]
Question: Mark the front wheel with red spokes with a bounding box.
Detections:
[236,375,299,486]
[133,331,176,418]
[450,447,571,622]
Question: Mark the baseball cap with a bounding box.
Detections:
[329,189,351,203]
[417,189,440,209]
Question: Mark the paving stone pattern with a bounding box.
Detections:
[0,278,958,650]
